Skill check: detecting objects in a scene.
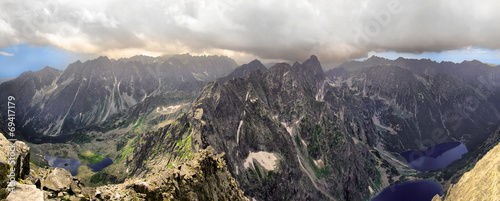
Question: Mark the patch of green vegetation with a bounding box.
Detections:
[128,135,140,149]
[90,172,104,183]
[115,137,128,151]
[133,109,154,128]
[309,158,331,179]
[119,147,134,161]
[30,160,48,168]
[175,122,194,159]
[78,151,105,164]
[295,135,302,149]
[248,167,257,178]
[133,117,146,128]
[167,164,174,169]
[253,163,262,178]
[362,193,371,201]
[376,170,382,186]
[267,171,274,179]
[177,135,193,159]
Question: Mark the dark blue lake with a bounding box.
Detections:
[401,142,468,172]
[88,158,113,172]
[371,180,443,201]
[44,156,82,176]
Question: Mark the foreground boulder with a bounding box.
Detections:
[0,133,30,199]
[5,183,44,201]
[41,167,73,192]
[29,167,92,200]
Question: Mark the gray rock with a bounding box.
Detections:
[13,140,30,181]
[70,178,82,194]
[0,134,31,199]
[42,167,72,192]
[6,183,44,201]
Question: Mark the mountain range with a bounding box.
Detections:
[1,54,500,200]
[0,54,237,143]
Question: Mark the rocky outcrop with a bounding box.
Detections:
[0,133,30,199]
[0,133,92,200]
[33,167,91,200]
[41,167,73,192]
[432,134,500,201]
[217,59,268,83]
[5,183,44,201]
[2,144,246,201]
[96,147,248,201]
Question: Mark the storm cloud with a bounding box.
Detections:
[1,0,499,65]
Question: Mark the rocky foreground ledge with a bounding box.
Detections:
[432,137,500,201]
[0,133,248,201]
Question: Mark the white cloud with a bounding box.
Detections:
[0,0,500,65]
[0,51,14,56]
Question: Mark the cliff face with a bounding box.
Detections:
[327,58,500,153]
[131,56,386,200]
[97,147,248,201]
[0,133,30,199]
[433,132,500,201]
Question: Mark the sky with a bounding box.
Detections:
[1,0,500,77]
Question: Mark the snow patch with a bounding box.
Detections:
[315,80,327,101]
[156,104,186,113]
[301,138,307,147]
[236,120,243,145]
[372,115,397,135]
[243,151,278,171]
[245,91,250,101]
[281,122,293,137]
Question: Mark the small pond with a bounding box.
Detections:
[371,180,443,201]
[88,158,113,172]
[44,156,82,176]
[401,142,468,172]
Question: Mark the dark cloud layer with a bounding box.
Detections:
[1,0,499,65]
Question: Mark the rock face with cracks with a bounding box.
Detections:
[0,133,30,199]
[95,146,248,201]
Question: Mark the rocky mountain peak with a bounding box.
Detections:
[217,59,267,83]
[39,66,59,72]
[269,62,293,73]
[301,55,325,76]
[248,59,263,66]
[307,54,319,63]
[96,55,110,61]
[366,55,390,63]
